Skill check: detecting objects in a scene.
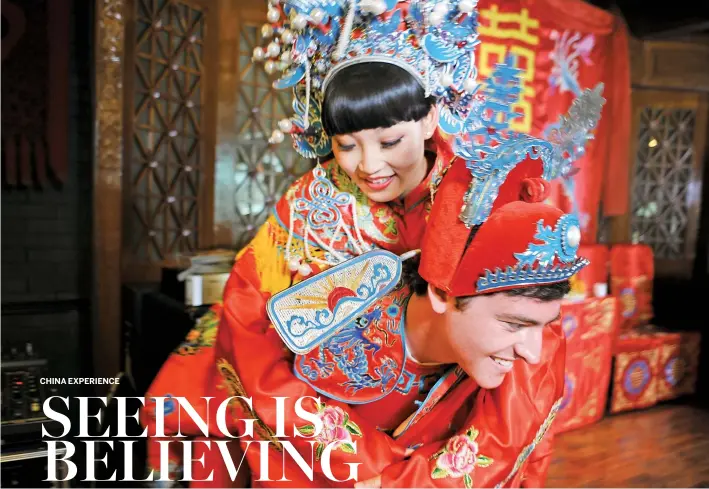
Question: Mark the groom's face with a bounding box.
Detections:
[436,292,562,389]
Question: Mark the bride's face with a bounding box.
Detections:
[331,108,438,203]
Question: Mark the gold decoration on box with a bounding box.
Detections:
[567,393,599,428]
[611,349,658,414]
[581,297,617,340]
[657,343,682,401]
[572,346,603,374]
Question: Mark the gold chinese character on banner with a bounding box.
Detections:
[478,6,540,133]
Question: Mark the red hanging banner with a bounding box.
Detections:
[1,0,70,187]
[475,0,631,243]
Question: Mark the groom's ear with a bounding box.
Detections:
[427,284,451,315]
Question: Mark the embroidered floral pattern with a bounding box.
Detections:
[431,427,493,488]
[174,308,219,356]
[297,405,362,461]
[215,358,282,451]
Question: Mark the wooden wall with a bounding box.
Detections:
[609,36,709,280]
[613,35,709,400]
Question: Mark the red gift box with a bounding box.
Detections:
[654,331,683,402]
[676,331,702,398]
[553,297,618,433]
[610,244,654,331]
[610,332,661,413]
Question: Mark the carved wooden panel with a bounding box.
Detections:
[122,0,217,282]
[94,0,125,383]
[213,12,313,250]
[631,108,696,257]
[626,90,708,278]
[631,39,709,91]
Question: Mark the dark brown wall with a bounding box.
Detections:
[1,1,94,384]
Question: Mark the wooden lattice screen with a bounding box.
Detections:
[122,0,217,282]
[627,90,708,278]
[213,18,313,249]
[631,108,697,257]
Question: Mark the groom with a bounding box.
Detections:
[270,156,585,488]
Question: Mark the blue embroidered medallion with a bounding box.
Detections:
[293,284,412,403]
[268,249,403,354]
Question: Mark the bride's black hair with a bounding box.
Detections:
[321,62,437,137]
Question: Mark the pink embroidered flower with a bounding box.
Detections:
[316,407,352,446]
[316,424,353,447]
[431,428,493,488]
[436,435,479,477]
[297,404,362,461]
[321,406,346,430]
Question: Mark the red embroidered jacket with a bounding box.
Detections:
[141,141,565,487]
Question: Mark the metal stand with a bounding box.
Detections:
[1,446,70,488]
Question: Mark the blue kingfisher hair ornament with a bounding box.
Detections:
[253,1,605,211]
[254,0,483,158]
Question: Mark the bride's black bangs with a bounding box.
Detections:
[321,62,436,137]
